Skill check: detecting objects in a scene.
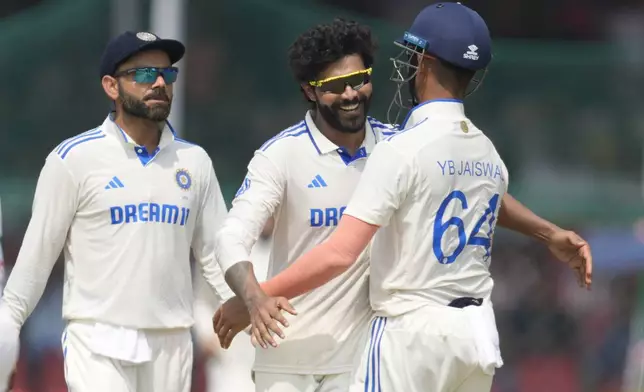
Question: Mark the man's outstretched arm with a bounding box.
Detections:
[262,215,378,300]
[214,151,296,348]
[499,193,592,288]
[499,193,558,240]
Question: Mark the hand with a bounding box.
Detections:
[247,293,297,349]
[546,229,592,289]
[212,296,251,349]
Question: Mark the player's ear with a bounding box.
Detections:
[102,75,120,101]
[417,55,429,75]
[301,84,317,103]
[417,55,434,84]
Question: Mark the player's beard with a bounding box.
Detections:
[119,87,172,122]
[317,95,371,134]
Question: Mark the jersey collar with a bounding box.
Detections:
[401,99,465,129]
[304,110,377,156]
[102,113,177,166]
[103,112,176,150]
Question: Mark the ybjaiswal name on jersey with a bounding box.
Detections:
[437,160,504,181]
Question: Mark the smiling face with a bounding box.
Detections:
[304,54,373,134]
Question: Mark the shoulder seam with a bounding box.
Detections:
[368,116,398,130]
[259,121,308,152]
[385,118,428,142]
[57,128,106,159]
[174,137,198,146]
[55,127,100,154]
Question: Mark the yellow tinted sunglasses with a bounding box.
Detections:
[309,68,372,94]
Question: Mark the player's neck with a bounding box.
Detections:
[311,111,365,155]
[417,83,464,103]
[114,111,163,152]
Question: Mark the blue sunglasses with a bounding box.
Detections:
[114,66,179,84]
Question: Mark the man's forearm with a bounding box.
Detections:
[498,193,560,242]
[224,261,266,305]
[260,241,351,300]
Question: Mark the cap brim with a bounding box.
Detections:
[394,32,428,51]
[137,39,185,64]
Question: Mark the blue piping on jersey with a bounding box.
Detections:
[304,124,322,155]
[261,117,389,161]
[59,133,106,159]
[175,137,196,146]
[117,126,129,143]
[106,113,130,143]
[56,128,102,154]
[260,122,308,151]
[386,118,428,141]
[108,113,198,165]
[400,98,463,129]
[337,147,367,165]
[368,116,399,138]
[164,120,198,146]
[367,117,379,140]
[167,120,177,136]
[109,112,196,147]
[260,121,306,148]
[164,121,199,146]
[367,116,395,130]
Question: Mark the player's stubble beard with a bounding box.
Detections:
[317,94,371,134]
[118,84,172,122]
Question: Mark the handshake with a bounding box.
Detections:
[212,294,295,350]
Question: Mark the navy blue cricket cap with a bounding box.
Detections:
[397,2,492,71]
[99,31,185,78]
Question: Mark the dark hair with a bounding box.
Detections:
[288,18,377,84]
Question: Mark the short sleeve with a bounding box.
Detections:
[343,142,414,227]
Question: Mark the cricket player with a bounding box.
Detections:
[214,19,393,392]
[0,31,231,392]
[213,16,592,392]
[216,5,593,392]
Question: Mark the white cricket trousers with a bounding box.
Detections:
[204,331,256,392]
[350,303,502,392]
[254,371,351,392]
[62,322,193,392]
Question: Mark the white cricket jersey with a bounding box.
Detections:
[0,114,232,330]
[215,111,396,374]
[344,100,509,318]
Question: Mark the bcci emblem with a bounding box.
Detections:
[136,32,158,41]
[175,169,192,191]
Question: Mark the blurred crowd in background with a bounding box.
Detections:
[1,0,643,391]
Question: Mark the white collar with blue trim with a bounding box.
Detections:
[304,110,377,155]
[102,113,176,151]
[401,99,466,130]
